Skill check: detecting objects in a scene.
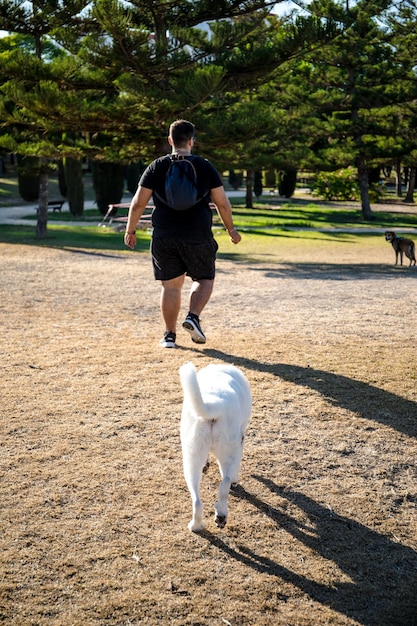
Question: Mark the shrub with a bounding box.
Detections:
[17,155,40,201]
[264,169,276,189]
[228,170,243,190]
[278,167,297,198]
[312,167,383,202]
[91,161,124,214]
[125,160,146,194]
[254,171,263,197]
[64,157,84,217]
[312,167,359,201]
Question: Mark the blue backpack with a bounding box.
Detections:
[155,155,209,211]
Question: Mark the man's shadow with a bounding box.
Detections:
[202,477,417,626]
[202,349,417,438]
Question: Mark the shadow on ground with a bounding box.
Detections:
[258,262,417,280]
[203,350,417,438]
[202,477,417,626]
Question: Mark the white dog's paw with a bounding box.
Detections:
[214,513,227,528]
[188,519,205,533]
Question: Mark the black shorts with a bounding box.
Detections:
[151,236,219,281]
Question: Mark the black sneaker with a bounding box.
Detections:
[159,331,176,348]
[182,314,206,344]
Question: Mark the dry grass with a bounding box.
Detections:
[1,234,417,626]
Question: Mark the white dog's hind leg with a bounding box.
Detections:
[214,474,232,528]
[231,446,244,487]
[183,460,206,532]
[188,493,204,532]
[215,446,244,527]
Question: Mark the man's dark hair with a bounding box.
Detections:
[169,119,195,148]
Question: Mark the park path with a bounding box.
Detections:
[0,200,98,226]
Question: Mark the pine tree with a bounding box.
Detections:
[280,0,417,219]
[0,2,94,236]
[0,1,343,218]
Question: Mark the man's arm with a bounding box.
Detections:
[210,186,241,245]
[124,186,153,249]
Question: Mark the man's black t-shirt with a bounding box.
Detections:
[139,155,223,239]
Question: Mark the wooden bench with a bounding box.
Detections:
[48,200,65,213]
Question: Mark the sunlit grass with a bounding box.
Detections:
[1,201,415,255]
[0,224,151,253]
[225,203,417,231]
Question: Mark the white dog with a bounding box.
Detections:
[179,361,252,532]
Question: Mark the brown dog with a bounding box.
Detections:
[385,231,416,266]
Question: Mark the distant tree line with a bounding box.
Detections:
[1,1,417,236]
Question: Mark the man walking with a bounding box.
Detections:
[124,119,241,348]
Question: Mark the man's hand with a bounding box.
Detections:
[124,232,137,249]
[228,228,241,244]
[123,185,153,249]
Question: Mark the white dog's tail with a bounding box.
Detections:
[179,361,216,421]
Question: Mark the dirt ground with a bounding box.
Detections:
[1,232,417,626]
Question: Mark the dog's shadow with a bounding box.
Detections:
[201,476,417,626]
[202,349,417,438]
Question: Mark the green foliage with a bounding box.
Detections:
[2,0,417,224]
[228,170,243,190]
[64,157,84,217]
[0,0,343,168]
[125,161,146,195]
[17,155,39,201]
[311,166,383,202]
[254,171,263,197]
[264,170,276,188]
[0,33,65,61]
[278,167,297,198]
[312,167,359,201]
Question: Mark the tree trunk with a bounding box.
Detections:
[245,169,254,209]
[395,158,402,197]
[404,166,416,203]
[356,157,373,220]
[36,166,49,239]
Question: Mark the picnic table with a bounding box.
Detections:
[98,201,219,228]
[98,202,153,228]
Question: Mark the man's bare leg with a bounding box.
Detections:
[189,279,214,316]
[182,279,214,344]
[160,274,185,333]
